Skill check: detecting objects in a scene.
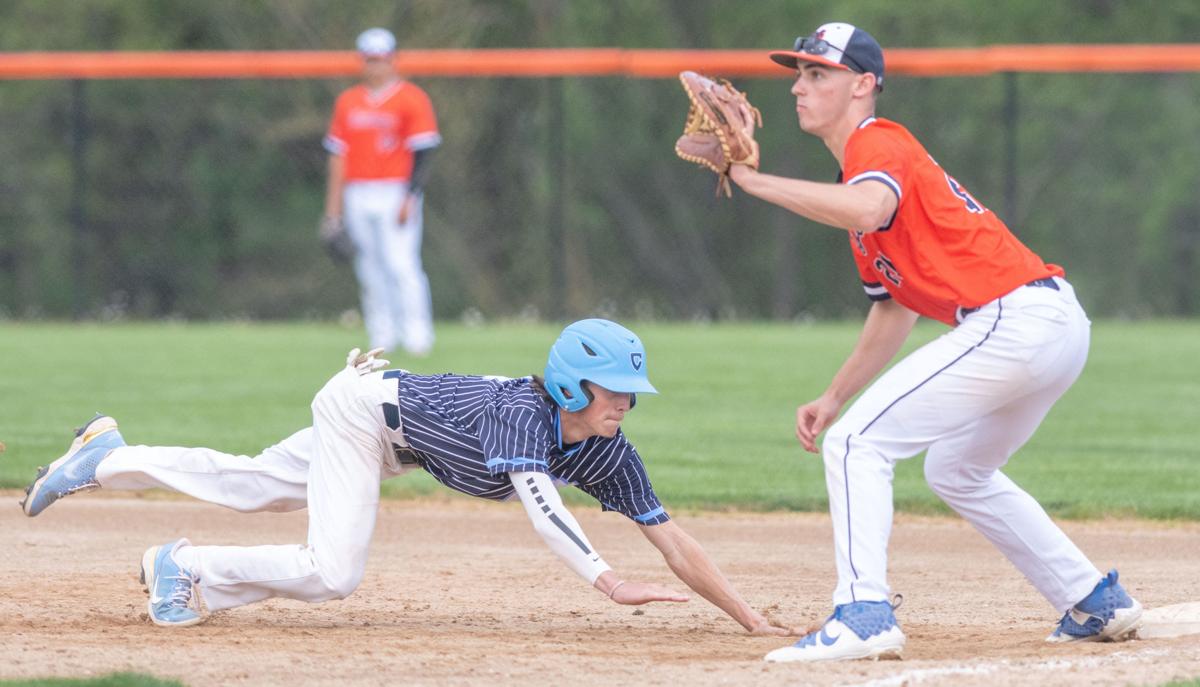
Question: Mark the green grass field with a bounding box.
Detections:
[0,674,181,687]
[1,320,1197,520]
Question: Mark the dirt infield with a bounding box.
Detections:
[2,493,1198,687]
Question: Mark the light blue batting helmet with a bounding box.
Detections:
[544,319,658,412]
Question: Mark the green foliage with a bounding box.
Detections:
[1,321,1197,520]
[1,2,1199,320]
[0,673,182,687]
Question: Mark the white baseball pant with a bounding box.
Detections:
[96,369,413,611]
[343,180,434,355]
[822,277,1102,612]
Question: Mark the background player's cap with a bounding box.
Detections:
[356,27,396,56]
[770,22,885,90]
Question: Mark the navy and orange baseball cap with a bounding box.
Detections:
[770,22,885,90]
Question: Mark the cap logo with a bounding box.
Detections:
[630,352,643,370]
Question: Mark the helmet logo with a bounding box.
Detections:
[630,352,643,370]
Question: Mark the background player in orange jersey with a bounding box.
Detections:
[322,28,440,356]
[726,23,1142,662]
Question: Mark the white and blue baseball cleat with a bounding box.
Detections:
[140,538,204,627]
[21,413,125,517]
[765,599,905,662]
[1046,569,1142,643]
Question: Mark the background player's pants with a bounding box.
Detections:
[821,277,1101,613]
[96,370,413,611]
[343,180,434,355]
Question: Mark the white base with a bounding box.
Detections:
[1137,602,1200,639]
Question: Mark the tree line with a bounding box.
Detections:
[1,0,1198,320]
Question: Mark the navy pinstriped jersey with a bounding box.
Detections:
[382,371,670,525]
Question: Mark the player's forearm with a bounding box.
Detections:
[825,300,918,405]
[645,522,763,631]
[730,167,891,232]
[324,155,346,217]
[510,472,612,584]
[407,147,435,196]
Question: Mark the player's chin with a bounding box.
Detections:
[597,421,622,437]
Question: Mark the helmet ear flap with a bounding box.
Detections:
[544,368,589,412]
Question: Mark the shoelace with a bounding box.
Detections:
[165,572,198,609]
[59,480,100,498]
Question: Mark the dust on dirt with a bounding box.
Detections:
[2,494,1198,686]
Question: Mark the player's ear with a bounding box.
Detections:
[853,72,878,98]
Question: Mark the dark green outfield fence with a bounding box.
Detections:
[1,0,1198,322]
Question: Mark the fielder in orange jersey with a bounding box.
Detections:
[725,22,1142,662]
[322,27,440,356]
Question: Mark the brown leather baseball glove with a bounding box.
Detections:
[674,71,762,197]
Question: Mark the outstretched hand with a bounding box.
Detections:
[748,616,806,637]
[609,580,690,605]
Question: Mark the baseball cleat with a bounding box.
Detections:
[1046,569,1142,643]
[141,538,204,627]
[765,599,905,663]
[20,413,125,517]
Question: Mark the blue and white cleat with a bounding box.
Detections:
[765,599,905,662]
[1046,569,1142,643]
[21,414,125,517]
[140,538,204,627]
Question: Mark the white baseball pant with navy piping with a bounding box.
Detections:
[96,368,413,611]
[822,277,1102,613]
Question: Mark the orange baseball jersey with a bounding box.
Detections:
[842,117,1062,326]
[324,80,441,182]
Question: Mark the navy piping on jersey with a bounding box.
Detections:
[840,300,1005,601]
[847,171,901,201]
[846,172,900,232]
[862,281,891,302]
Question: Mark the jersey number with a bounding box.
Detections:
[873,252,903,287]
[944,173,986,214]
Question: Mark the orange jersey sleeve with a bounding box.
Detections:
[842,118,1062,325]
[323,81,442,182]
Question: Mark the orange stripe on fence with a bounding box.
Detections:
[1,46,1199,80]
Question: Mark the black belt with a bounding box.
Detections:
[957,277,1060,320]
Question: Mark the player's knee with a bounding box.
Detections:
[923,459,983,498]
[924,461,951,496]
[310,368,358,418]
[820,422,852,463]
[318,566,365,600]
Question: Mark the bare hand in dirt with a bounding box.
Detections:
[610,580,690,605]
[748,616,803,636]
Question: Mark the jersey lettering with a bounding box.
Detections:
[944,173,986,214]
[853,230,868,257]
[874,252,903,286]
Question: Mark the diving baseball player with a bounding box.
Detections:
[322,27,439,356]
[22,320,797,638]
[723,23,1142,661]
